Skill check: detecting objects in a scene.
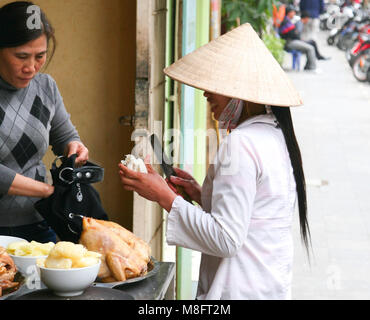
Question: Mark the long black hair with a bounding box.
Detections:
[271,106,311,255]
[0,1,56,66]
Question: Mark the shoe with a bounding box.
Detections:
[318,56,331,60]
[305,68,323,74]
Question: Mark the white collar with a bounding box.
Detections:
[236,107,279,130]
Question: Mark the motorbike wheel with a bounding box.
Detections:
[345,47,353,62]
[352,50,370,82]
[349,52,358,67]
[327,36,335,45]
[337,34,355,51]
[337,38,346,50]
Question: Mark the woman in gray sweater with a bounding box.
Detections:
[0,1,88,242]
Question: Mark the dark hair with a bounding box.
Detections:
[271,106,311,256]
[301,11,311,19]
[0,1,56,66]
[285,5,296,15]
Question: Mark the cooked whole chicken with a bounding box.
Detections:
[0,246,19,297]
[79,218,151,282]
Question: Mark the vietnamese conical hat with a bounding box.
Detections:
[164,23,303,107]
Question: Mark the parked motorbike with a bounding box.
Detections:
[346,25,370,67]
[327,4,365,45]
[326,4,355,32]
[328,16,354,46]
[337,17,370,51]
[321,3,341,31]
[352,48,370,82]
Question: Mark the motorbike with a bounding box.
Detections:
[326,4,356,31]
[326,4,365,46]
[337,17,370,51]
[329,16,355,46]
[352,48,370,82]
[320,4,341,31]
[346,25,370,67]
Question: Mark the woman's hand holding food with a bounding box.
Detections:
[118,162,177,212]
[66,141,89,166]
[168,168,202,206]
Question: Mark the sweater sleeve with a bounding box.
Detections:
[0,164,16,194]
[49,79,81,156]
[166,132,258,258]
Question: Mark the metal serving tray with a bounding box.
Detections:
[93,257,160,289]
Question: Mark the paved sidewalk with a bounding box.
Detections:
[286,31,370,299]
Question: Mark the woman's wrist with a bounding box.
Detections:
[159,190,177,212]
[43,183,54,198]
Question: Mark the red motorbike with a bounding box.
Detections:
[346,24,370,67]
[352,48,370,82]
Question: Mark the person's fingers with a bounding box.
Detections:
[165,179,178,193]
[118,163,140,179]
[144,154,151,164]
[75,148,89,165]
[170,175,190,187]
[119,172,137,187]
[122,185,135,192]
[67,142,89,166]
[173,167,193,180]
[145,163,156,174]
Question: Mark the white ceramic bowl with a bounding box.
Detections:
[0,236,44,275]
[0,236,47,275]
[38,262,101,297]
[0,235,27,248]
[9,254,48,276]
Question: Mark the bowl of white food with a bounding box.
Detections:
[38,261,101,297]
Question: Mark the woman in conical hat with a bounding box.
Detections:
[119,23,310,300]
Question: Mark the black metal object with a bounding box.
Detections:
[14,287,134,300]
[150,133,177,178]
[150,134,193,203]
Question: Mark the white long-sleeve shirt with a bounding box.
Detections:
[166,112,297,300]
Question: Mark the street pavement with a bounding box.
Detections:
[286,30,370,299]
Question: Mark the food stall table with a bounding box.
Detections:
[4,261,175,300]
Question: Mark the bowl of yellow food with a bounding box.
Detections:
[36,241,101,297]
[6,240,55,275]
[0,235,27,248]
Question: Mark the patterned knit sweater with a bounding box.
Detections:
[0,73,80,227]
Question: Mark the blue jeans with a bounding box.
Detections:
[0,221,57,243]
